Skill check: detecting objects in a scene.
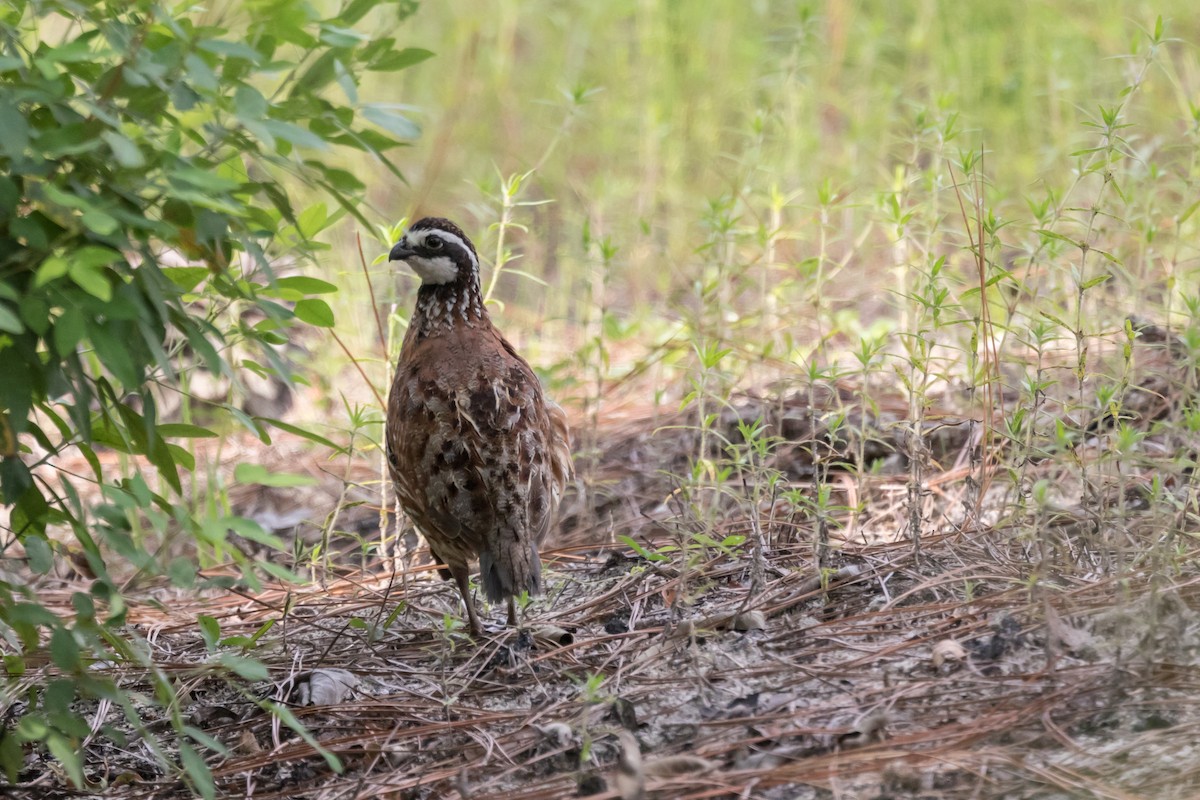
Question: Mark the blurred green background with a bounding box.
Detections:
[322,0,1199,405]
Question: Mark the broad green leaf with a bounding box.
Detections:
[100,131,145,168]
[293,298,335,327]
[15,714,49,740]
[619,535,667,562]
[274,276,338,295]
[264,701,344,773]
[234,463,317,487]
[233,84,268,121]
[157,423,219,438]
[371,47,434,72]
[53,307,86,355]
[182,726,229,758]
[361,104,420,139]
[49,626,81,670]
[226,516,288,551]
[339,0,380,24]
[178,742,216,800]
[80,208,119,235]
[319,24,366,48]
[0,103,29,157]
[73,245,122,270]
[218,653,269,681]
[291,51,337,95]
[169,165,240,193]
[23,532,52,573]
[257,417,341,451]
[229,407,271,442]
[145,430,182,493]
[297,202,328,238]
[0,726,21,783]
[46,732,85,788]
[198,615,220,650]
[248,619,275,645]
[168,556,197,587]
[256,560,306,584]
[259,119,327,150]
[41,38,97,63]
[198,38,262,62]
[160,267,209,292]
[89,323,139,386]
[0,303,23,334]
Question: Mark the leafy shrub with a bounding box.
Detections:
[0,0,427,789]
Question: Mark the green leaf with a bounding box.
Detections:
[230,407,271,442]
[218,653,269,681]
[371,47,435,72]
[339,0,381,24]
[168,556,197,587]
[274,276,338,295]
[41,38,97,63]
[319,24,366,48]
[167,445,193,477]
[361,104,420,139]
[178,742,216,800]
[293,298,335,327]
[259,119,328,150]
[80,208,119,235]
[161,267,210,292]
[233,84,269,121]
[0,725,22,783]
[0,303,23,334]
[0,103,30,158]
[198,615,220,650]
[15,714,49,740]
[226,516,288,551]
[157,423,219,438]
[234,463,317,487]
[182,726,229,758]
[198,38,263,62]
[256,560,306,584]
[69,260,113,301]
[291,51,338,95]
[101,131,145,168]
[23,533,52,573]
[618,535,667,562]
[53,307,86,355]
[49,626,81,670]
[46,732,85,788]
[256,417,341,451]
[297,202,329,238]
[248,619,275,645]
[264,701,344,774]
[170,165,240,193]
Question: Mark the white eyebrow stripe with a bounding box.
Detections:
[406,228,479,270]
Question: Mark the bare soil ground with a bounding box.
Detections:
[7,375,1200,800]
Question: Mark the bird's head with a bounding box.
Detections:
[389,217,480,286]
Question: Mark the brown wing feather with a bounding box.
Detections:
[387,323,572,603]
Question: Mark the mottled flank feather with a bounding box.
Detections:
[385,217,572,635]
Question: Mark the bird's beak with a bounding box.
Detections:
[389,241,415,262]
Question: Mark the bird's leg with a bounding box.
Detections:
[449,565,483,636]
[506,596,518,628]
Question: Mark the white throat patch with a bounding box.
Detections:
[405,254,459,284]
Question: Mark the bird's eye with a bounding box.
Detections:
[427,237,443,250]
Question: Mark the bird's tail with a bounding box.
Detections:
[479,534,542,603]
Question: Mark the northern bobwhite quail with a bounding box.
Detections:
[385,217,572,635]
